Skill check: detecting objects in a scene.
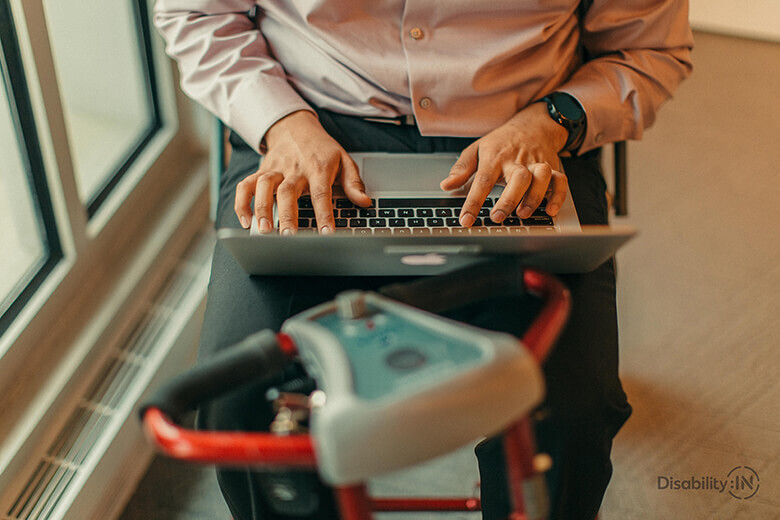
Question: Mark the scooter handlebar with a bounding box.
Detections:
[140,329,317,467]
[139,329,289,423]
[139,267,569,470]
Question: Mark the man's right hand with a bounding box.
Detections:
[234,110,371,235]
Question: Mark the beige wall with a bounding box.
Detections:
[690,0,780,42]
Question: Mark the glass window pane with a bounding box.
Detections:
[0,77,47,316]
[43,0,157,211]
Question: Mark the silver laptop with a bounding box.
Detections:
[218,153,635,275]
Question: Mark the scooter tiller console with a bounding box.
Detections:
[282,290,545,486]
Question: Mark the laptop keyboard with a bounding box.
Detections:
[293,196,555,235]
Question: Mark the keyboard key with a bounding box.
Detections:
[336,199,355,208]
[299,209,315,218]
[479,208,491,217]
[298,218,311,228]
[373,228,393,235]
[298,197,313,208]
[349,218,368,227]
[472,218,484,226]
[394,228,413,235]
[354,228,373,235]
[426,218,444,227]
[378,209,395,217]
[340,209,358,218]
[407,218,425,227]
[412,228,432,235]
[369,218,387,227]
[431,228,451,235]
[482,198,494,207]
[435,208,453,217]
[483,218,502,227]
[398,208,414,217]
[416,208,433,217]
[335,219,348,228]
[446,217,460,227]
[489,227,508,235]
[389,218,406,227]
[469,227,490,235]
[523,216,554,226]
[359,209,376,217]
[504,217,522,226]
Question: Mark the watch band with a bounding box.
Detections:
[541,92,586,152]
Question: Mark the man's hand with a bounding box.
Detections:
[235,110,371,234]
[440,102,569,227]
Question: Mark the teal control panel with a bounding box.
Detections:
[314,308,484,400]
[282,290,544,485]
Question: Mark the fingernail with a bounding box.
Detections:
[459,213,476,227]
[518,206,532,219]
[259,217,272,233]
[281,228,294,236]
[320,226,333,235]
[546,203,559,216]
[491,209,506,223]
[240,216,250,229]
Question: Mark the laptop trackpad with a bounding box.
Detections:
[360,154,460,192]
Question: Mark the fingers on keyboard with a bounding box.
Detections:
[288,196,554,234]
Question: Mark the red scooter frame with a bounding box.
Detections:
[142,269,570,520]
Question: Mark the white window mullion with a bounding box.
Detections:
[0,0,78,356]
[11,0,88,255]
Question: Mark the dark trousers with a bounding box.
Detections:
[197,110,632,520]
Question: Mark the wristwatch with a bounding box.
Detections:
[541,92,586,152]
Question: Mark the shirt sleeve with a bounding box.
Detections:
[558,0,694,153]
[153,0,315,152]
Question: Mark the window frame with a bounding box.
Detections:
[0,0,210,464]
[0,0,62,336]
[82,0,163,218]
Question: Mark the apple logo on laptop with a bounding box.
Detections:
[400,253,448,266]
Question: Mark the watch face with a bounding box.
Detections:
[553,92,584,120]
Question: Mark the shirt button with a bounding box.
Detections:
[419,97,433,109]
[409,27,424,40]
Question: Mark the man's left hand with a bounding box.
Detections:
[440,102,570,227]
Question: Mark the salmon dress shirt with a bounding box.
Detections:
[154,0,693,153]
